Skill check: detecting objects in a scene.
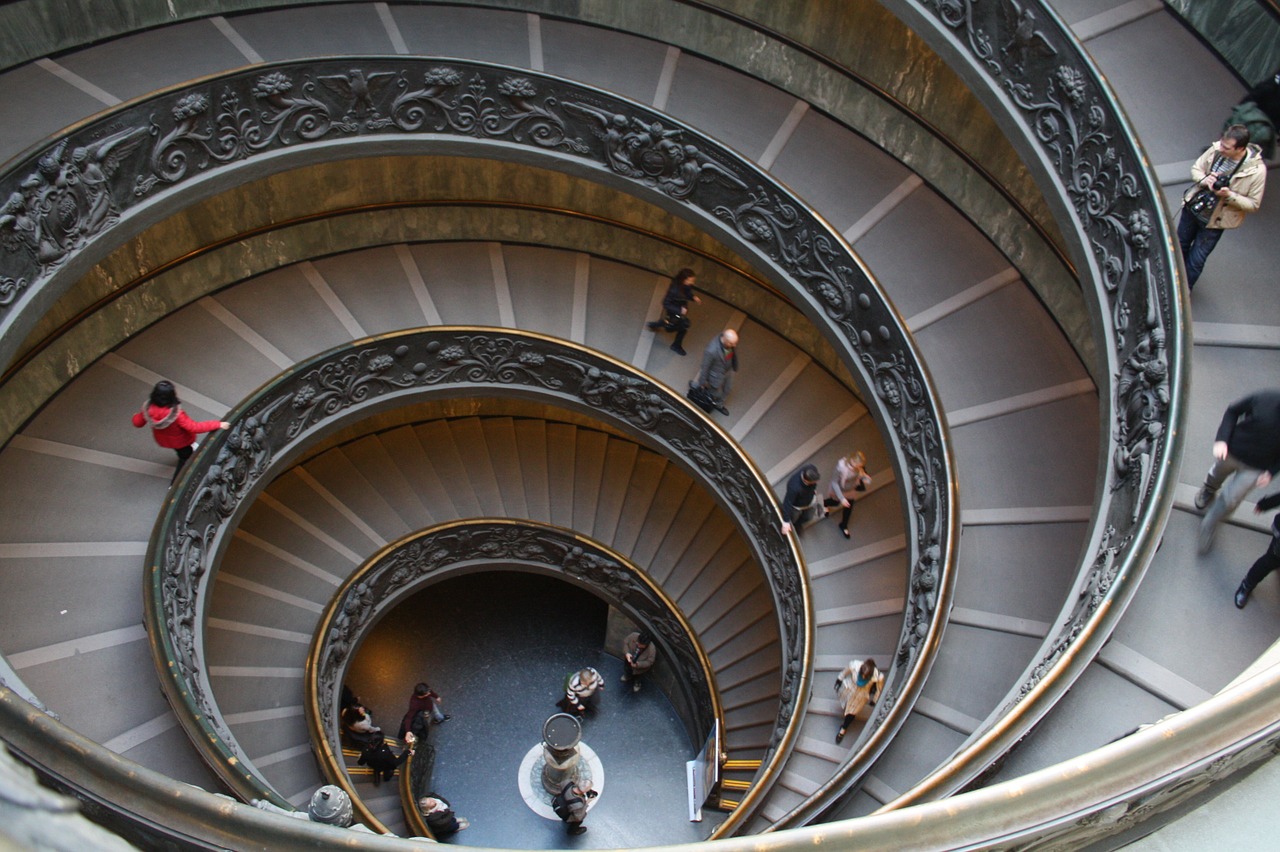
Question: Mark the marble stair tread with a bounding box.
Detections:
[339,436,437,534]
[769,108,917,234]
[737,360,868,474]
[379,426,464,525]
[673,541,754,616]
[503,244,581,341]
[0,450,166,542]
[226,714,313,765]
[626,466,696,568]
[13,639,171,747]
[852,187,1015,321]
[0,62,120,165]
[234,496,363,580]
[645,487,718,583]
[302,448,413,545]
[1078,10,1244,166]
[400,242,506,328]
[662,49,804,165]
[512,419,553,523]
[541,17,671,104]
[591,440,640,544]
[203,625,311,673]
[220,4,393,61]
[583,261,672,366]
[950,394,1100,509]
[984,663,1181,788]
[311,245,439,337]
[377,3,532,67]
[608,449,670,555]
[208,670,307,719]
[1109,510,1280,697]
[915,283,1093,413]
[480,418,530,521]
[570,428,610,534]
[210,265,367,365]
[681,557,766,633]
[448,417,507,518]
[700,592,775,656]
[655,511,736,592]
[217,533,342,606]
[0,553,142,656]
[414,420,485,519]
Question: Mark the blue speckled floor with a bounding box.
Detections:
[345,572,725,847]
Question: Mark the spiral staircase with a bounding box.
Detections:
[0,1,1276,849]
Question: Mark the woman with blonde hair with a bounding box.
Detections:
[823,451,871,539]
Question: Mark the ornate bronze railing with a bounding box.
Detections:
[1,54,956,826]
[143,327,811,828]
[304,519,724,830]
[866,0,1188,809]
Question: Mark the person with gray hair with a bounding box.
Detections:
[691,328,739,416]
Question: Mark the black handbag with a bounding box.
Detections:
[686,385,716,413]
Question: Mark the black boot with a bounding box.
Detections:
[1235,582,1252,609]
[670,327,687,356]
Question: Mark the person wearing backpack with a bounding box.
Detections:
[551,781,597,835]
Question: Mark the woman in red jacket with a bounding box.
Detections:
[131,380,229,478]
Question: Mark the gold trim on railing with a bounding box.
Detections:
[304,518,728,833]
[399,748,434,841]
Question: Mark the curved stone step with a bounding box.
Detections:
[0,1,1102,828]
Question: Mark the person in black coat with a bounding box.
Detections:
[1233,491,1280,609]
[358,733,409,785]
[1195,390,1280,554]
[780,464,821,536]
[646,268,701,355]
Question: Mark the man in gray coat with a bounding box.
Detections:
[692,329,739,416]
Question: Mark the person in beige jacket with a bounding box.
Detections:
[1177,124,1267,289]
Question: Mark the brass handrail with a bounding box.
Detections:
[304,519,727,831]
[142,327,815,831]
[871,0,1188,809]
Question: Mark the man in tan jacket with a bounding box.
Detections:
[1178,124,1267,289]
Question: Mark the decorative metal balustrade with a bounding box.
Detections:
[143,327,811,827]
[1,0,1244,847]
[865,0,1188,810]
[1,53,957,828]
[305,519,724,830]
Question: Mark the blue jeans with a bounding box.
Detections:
[1177,208,1224,288]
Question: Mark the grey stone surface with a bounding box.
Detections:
[1083,11,1244,164]
[768,109,915,233]
[223,3,392,60]
[952,523,1089,623]
[390,4,531,67]
[664,51,803,162]
[0,555,141,655]
[0,62,111,164]
[542,19,669,106]
[915,282,1090,412]
[950,394,1100,509]
[854,186,1013,320]
[56,18,245,103]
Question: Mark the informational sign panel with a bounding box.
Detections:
[686,720,721,821]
